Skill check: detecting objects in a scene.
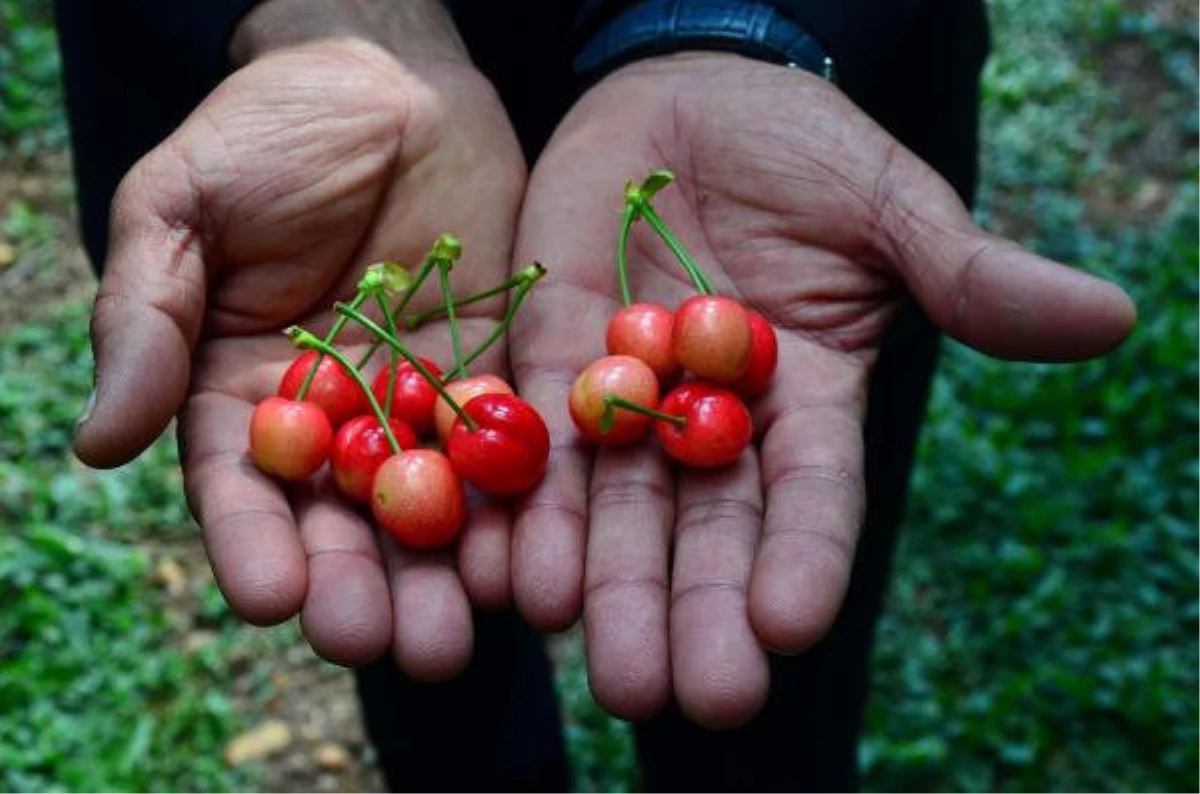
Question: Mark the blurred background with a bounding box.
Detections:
[0,0,1196,791]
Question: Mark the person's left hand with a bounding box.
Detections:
[506,53,1136,728]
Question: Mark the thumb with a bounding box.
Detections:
[74,152,208,468]
[878,159,1136,362]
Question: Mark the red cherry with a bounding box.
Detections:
[732,310,779,397]
[331,416,420,503]
[447,394,550,496]
[371,357,442,436]
[371,449,466,549]
[672,295,752,383]
[569,354,660,444]
[655,383,752,468]
[248,396,334,480]
[434,374,514,444]
[278,350,369,428]
[605,302,679,383]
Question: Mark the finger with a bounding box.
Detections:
[75,153,207,468]
[582,444,674,722]
[508,360,592,631]
[876,152,1136,361]
[670,454,769,729]
[295,477,392,666]
[181,392,307,625]
[457,498,512,611]
[748,402,864,653]
[382,536,474,682]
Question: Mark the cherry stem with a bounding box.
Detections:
[404,265,540,331]
[626,194,715,296]
[443,262,546,383]
[438,260,466,376]
[616,203,637,306]
[375,293,400,416]
[603,394,686,429]
[356,234,462,370]
[335,302,478,433]
[296,291,369,400]
[287,327,403,454]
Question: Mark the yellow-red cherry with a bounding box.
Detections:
[569,354,660,445]
[605,302,679,384]
[278,350,369,429]
[249,396,334,480]
[671,295,752,383]
[447,393,550,496]
[434,374,514,444]
[655,382,752,468]
[371,449,466,550]
[331,415,419,503]
[371,356,442,437]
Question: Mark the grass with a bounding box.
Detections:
[0,0,1195,791]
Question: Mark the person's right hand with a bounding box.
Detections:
[73,6,527,681]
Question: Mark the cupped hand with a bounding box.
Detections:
[73,36,527,679]
[508,54,1135,727]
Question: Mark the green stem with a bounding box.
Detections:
[297,291,370,399]
[287,327,402,454]
[628,196,715,296]
[444,276,537,383]
[355,257,436,370]
[405,269,533,331]
[616,202,637,306]
[375,293,400,416]
[603,393,686,428]
[438,261,465,376]
[336,302,477,433]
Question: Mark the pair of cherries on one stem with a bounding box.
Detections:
[568,170,779,467]
[248,237,550,550]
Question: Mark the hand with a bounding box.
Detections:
[508,54,1135,727]
[73,9,526,680]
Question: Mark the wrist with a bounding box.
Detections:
[229,0,470,71]
[573,0,835,87]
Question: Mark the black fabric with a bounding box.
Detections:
[355,610,569,793]
[53,0,256,270]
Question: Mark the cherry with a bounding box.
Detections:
[569,354,660,445]
[372,449,466,549]
[672,295,752,383]
[605,302,680,384]
[278,350,369,428]
[248,396,334,480]
[447,393,550,496]
[655,382,752,468]
[331,415,420,503]
[371,357,443,436]
[434,374,514,443]
[733,310,779,397]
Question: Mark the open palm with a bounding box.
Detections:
[74,39,526,679]
[508,53,1135,727]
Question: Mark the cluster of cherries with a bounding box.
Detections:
[248,234,551,550]
[568,170,778,467]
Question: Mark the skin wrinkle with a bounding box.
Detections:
[585,573,670,599]
[674,494,764,534]
[589,475,675,513]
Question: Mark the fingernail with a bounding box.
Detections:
[77,390,96,429]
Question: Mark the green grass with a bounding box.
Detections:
[862,1,1199,791]
[0,0,1195,791]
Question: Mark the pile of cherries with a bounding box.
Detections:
[248,234,550,550]
[568,170,778,466]
[248,170,778,551]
